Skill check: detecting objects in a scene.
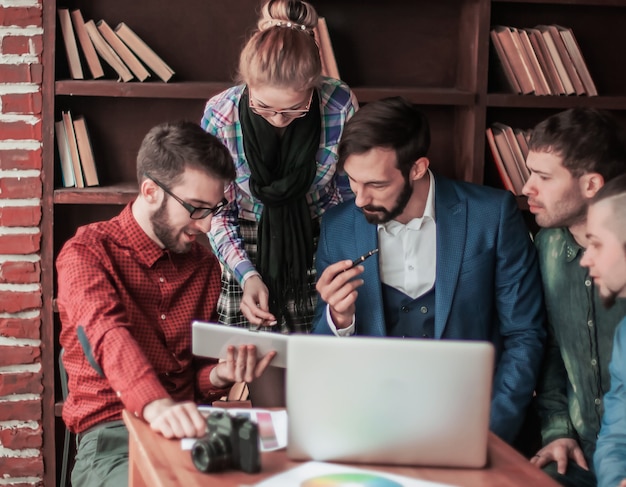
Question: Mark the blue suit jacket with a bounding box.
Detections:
[313,174,546,442]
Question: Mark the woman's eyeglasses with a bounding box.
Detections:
[145,174,227,220]
[248,90,314,120]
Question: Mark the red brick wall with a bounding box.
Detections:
[0,0,45,484]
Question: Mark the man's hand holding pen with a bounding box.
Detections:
[316,249,378,329]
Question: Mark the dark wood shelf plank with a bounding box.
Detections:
[487,94,626,110]
[54,183,137,205]
[56,80,476,106]
[493,0,625,5]
[55,80,233,100]
[354,87,476,106]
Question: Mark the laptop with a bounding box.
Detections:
[286,335,494,468]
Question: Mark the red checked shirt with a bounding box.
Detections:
[57,204,228,434]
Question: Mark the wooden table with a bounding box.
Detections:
[123,410,561,487]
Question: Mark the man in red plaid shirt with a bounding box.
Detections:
[57,121,276,486]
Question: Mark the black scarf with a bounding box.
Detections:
[239,90,321,325]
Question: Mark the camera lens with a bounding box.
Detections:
[191,434,232,473]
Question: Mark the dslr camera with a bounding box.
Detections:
[191,410,261,474]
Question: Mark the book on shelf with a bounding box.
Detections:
[72,115,100,187]
[313,17,340,80]
[57,8,84,79]
[535,25,576,95]
[489,29,521,94]
[61,111,85,188]
[486,127,516,194]
[96,19,151,82]
[491,26,535,95]
[517,28,551,95]
[541,24,585,95]
[524,27,566,95]
[514,127,531,161]
[114,22,175,82]
[70,9,104,79]
[84,19,134,82]
[555,25,598,96]
[55,119,75,188]
[509,27,547,96]
[490,123,526,195]
[496,122,531,183]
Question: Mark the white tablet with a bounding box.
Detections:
[191,320,289,368]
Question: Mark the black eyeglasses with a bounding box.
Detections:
[145,174,227,220]
[248,89,314,119]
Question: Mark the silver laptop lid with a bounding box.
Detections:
[286,335,494,468]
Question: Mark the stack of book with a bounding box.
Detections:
[490,24,597,96]
[55,111,99,188]
[58,8,175,82]
[486,123,531,196]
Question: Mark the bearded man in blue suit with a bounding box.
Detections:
[313,97,545,444]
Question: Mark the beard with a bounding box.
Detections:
[536,203,587,229]
[601,291,617,309]
[600,281,626,309]
[362,178,413,224]
[533,185,587,229]
[151,198,191,254]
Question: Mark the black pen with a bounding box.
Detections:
[348,248,379,269]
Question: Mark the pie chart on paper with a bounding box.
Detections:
[300,472,404,487]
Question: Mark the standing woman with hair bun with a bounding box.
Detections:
[201,0,358,333]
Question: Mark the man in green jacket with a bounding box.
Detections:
[523,107,626,487]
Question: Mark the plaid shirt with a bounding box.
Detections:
[201,77,358,284]
[57,204,227,434]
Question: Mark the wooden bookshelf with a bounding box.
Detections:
[42,0,626,484]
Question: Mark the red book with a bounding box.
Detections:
[486,127,516,194]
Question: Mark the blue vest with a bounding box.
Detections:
[382,284,436,338]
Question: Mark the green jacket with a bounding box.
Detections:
[535,227,626,466]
